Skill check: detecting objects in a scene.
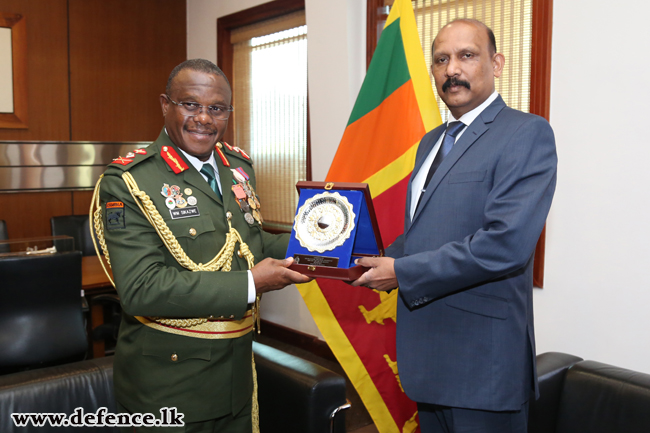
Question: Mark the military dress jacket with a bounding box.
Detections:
[99,129,288,422]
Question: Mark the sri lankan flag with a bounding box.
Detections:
[297,0,441,432]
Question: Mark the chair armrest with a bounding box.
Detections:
[0,357,117,432]
[528,352,583,433]
[253,342,348,433]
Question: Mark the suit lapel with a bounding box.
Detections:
[407,96,506,233]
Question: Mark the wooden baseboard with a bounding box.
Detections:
[259,319,337,362]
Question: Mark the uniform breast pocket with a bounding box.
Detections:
[448,170,487,184]
[166,214,217,259]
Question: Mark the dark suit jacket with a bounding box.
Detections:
[386,96,557,411]
[100,130,288,421]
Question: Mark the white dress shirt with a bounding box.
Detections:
[409,91,499,220]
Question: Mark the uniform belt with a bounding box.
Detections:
[135,310,254,339]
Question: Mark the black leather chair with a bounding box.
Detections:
[0,342,349,433]
[0,251,88,374]
[0,219,9,253]
[254,342,349,433]
[529,352,650,433]
[90,293,122,356]
[50,215,97,256]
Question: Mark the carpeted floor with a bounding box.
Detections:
[256,334,378,433]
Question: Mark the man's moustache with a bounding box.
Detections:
[442,78,471,93]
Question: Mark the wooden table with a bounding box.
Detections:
[82,255,116,358]
[82,255,114,293]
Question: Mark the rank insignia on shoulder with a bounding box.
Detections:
[222,141,234,151]
[112,157,133,166]
[161,146,189,174]
[106,201,126,229]
[233,146,250,160]
[134,149,147,155]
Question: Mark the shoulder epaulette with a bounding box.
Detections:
[107,146,154,172]
[218,141,253,165]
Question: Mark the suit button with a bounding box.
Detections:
[189,228,197,236]
[229,315,235,319]
[237,250,243,258]
[208,315,214,320]
[171,353,178,362]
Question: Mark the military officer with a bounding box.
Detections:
[94,59,310,432]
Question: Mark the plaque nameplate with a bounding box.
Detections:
[293,254,339,268]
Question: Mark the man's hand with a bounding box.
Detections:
[251,257,312,295]
[351,257,398,291]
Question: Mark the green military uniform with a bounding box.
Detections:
[98,129,288,423]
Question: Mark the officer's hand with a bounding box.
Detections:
[351,257,398,292]
[252,257,312,294]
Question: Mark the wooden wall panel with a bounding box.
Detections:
[0,191,72,239]
[68,0,187,142]
[72,190,94,215]
[0,0,70,140]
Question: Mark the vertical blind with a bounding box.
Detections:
[389,0,533,122]
[232,12,308,230]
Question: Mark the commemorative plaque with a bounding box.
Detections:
[286,181,384,281]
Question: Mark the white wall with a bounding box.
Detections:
[188,1,650,373]
[535,1,650,373]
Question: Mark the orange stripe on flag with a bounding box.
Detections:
[327,80,426,182]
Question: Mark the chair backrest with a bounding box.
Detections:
[50,215,97,256]
[555,360,650,433]
[0,251,87,370]
[0,220,8,254]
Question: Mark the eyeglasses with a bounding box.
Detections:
[165,95,234,120]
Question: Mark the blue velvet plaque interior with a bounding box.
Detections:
[286,182,384,281]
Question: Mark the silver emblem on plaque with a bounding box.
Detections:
[293,192,355,253]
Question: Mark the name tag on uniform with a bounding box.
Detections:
[170,206,200,219]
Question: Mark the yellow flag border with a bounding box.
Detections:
[298,281,400,433]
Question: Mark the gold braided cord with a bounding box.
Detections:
[252,352,260,433]
[121,172,255,272]
[90,175,115,288]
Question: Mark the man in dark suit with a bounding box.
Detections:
[98,59,309,432]
[353,19,557,432]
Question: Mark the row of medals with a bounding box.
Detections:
[161,184,196,209]
[159,169,263,226]
[230,168,263,225]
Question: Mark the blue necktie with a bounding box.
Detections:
[423,121,466,188]
[417,121,466,209]
[200,163,221,200]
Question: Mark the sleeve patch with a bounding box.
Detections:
[106,202,126,229]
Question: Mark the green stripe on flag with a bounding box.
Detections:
[347,18,410,126]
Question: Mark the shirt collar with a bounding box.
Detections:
[448,91,499,127]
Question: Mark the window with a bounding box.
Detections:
[218,1,308,232]
[413,0,532,121]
